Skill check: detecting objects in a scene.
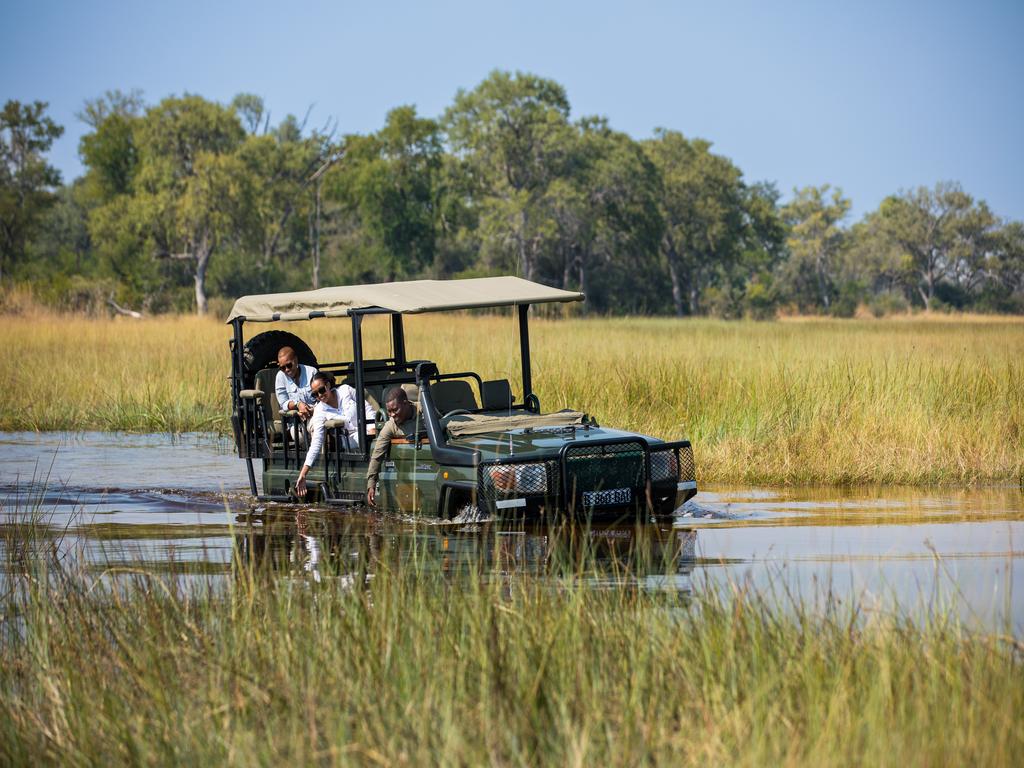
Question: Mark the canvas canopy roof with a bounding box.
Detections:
[226,276,584,323]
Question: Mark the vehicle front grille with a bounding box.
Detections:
[650,449,675,482]
[564,441,646,505]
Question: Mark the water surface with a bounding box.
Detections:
[2,432,1021,632]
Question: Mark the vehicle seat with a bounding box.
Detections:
[396,382,419,404]
[480,379,513,411]
[354,381,419,413]
[255,367,284,438]
[429,380,478,413]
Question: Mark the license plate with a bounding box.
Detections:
[582,487,632,506]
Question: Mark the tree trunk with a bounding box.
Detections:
[665,240,685,317]
[919,250,936,310]
[194,233,212,316]
[816,250,830,309]
[311,179,322,289]
[518,208,532,281]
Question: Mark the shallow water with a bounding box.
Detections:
[1,431,1022,632]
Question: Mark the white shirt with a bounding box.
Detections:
[303,385,377,468]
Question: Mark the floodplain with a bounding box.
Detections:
[1,309,1021,485]
[1,310,1022,764]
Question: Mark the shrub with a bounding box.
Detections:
[868,290,910,317]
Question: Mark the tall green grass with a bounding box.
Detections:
[2,515,1022,766]
[1,310,1021,484]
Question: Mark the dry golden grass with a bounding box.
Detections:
[1,308,1021,485]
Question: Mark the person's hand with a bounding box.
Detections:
[367,485,376,506]
[297,402,312,421]
[295,475,308,499]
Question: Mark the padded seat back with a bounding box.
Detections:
[352,380,418,420]
[255,367,283,434]
[430,379,478,413]
[400,382,419,403]
[480,379,513,411]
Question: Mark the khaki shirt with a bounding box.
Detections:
[366,405,421,490]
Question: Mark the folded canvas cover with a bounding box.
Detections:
[445,410,589,438]
[227,276,583,323]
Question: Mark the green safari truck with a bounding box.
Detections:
[227,276,697,520]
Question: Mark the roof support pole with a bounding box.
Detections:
[352,312,367,456]
[391,313,406,368]
[232,319,258,496]
[231,318,245,399]
[518,304,532,404]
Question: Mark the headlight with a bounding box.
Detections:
[650,449,679,482]
[485,463,548,494]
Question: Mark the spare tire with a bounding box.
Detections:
[242,330,319,387]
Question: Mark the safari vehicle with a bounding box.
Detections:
[227,276,697,520]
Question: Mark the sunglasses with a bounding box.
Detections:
[312,385,329,398]
[278,361,295,371]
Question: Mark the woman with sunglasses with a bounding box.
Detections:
[295,371,376,499]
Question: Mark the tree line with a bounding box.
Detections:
[2,71,1022,317]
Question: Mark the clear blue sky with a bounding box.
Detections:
[3,0,1022,221]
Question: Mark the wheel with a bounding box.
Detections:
[241,330,318,387]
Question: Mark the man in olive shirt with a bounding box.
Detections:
[366,386,420,507]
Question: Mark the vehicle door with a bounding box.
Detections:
[379,438,438,514]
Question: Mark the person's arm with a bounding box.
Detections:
[294,366,318,417]
[295,409,325,498]
[275,371,291,410]
[366,419,395,504]
[339,385,358,432]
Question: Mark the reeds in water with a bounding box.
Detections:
[1,501,1022,766]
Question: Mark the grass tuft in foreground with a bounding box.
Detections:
[1,516,1022,766]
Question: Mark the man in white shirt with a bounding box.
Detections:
[274,346,317,422]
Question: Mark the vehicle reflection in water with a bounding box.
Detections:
[2,433,1022,633]
[233,508,701,595]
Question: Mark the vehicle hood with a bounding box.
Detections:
[449,424,665,462]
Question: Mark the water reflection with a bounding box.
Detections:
[1,432,1022,633]
[233,508,700,593]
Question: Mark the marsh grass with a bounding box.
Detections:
[1,507,1022,767]
[1,310,1021,484]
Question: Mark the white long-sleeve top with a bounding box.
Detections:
[303,385,377,468]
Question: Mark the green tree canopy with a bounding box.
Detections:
[877,181,1002,309]
[91,95,246,314]
[643,130,748,316]
[444,70,575,281]
[330,106,443,282]
[780,185,851,312]
[0,100,64,283]
[8,72,1023,318]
